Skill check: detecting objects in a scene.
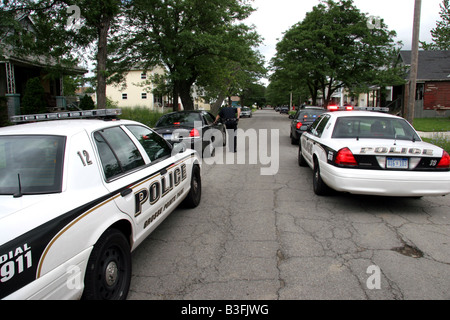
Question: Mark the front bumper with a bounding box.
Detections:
[320,162,450,197]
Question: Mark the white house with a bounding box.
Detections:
[106,66,168,110]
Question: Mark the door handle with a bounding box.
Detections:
[120,188,132,197]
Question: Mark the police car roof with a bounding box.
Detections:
[328,111,401,119]
[0,119,139,136]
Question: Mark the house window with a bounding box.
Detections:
[122,93,128,100]
[141,72,147,80]
[141,93,147,99]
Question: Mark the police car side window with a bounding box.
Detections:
[311,115,330,138]
[313,115,330,138]
[94,127,145,180]
[126,125,171,162]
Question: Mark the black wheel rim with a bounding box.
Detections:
[97,245,127,300]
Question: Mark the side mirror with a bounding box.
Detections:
[172,142,186,154]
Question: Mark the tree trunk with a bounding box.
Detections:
[96,17,111,109]
[211,93,225,115]
[177,80,195,111]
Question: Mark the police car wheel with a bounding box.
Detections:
[183,165,201,208]
[298,145,307,167]
[82,229,131,300]
[313,160,330,196]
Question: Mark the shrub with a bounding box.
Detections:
[21,77,47,114]
[79,94,96,110]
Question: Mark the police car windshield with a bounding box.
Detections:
[332,116,421,141]
[0,135,65,196]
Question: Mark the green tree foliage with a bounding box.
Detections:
[21,77,47,114]
[271,0,404,107]
[422,0,450,50]
[118,0,264,111]
[1,0,125,109]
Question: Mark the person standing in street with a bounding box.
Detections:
[215,104,240,152]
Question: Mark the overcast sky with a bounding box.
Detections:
[245,0,444,66]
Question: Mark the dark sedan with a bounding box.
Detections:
[289,107,325,145]
[154,110,226,157]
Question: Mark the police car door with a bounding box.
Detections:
[92,125,179,234]
[302,114,331,164]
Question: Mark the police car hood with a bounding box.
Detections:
[0,191,104,245]
[335,138,444,157]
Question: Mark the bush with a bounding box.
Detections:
[119,107,167,127]
[0,96,9,127]
[79,94,96,110]
[21,77,47,114]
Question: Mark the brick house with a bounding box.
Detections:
[396,50,450,118]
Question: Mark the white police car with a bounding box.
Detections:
[299,111,450,197]
[0,109,201,300]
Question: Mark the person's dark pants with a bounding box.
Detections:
[225,121,238,152]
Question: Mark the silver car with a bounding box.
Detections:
[240,107,252,118]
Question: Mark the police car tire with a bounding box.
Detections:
[298,145,307,167]
[313,160,330,196]
[82,228,131,300]
[183,165,201,208]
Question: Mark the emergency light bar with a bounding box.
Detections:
[11,109,122,123]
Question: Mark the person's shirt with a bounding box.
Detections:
[219,107,237,119]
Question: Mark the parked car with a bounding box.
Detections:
[240,107,252,118]
[154,111,226,157]
[299,111,450,196]
[1,109,202,300]
[289,107,325,145]
[280,106,289,114]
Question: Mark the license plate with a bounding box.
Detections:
[386,158,408,169]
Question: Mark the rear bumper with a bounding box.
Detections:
[320,162,450,197]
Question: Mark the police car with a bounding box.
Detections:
[0,109,202,300]
[298,111,450,197]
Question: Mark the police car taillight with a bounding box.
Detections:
[190,128,200,137]
[335,148,358,167]
[296,122,303,129]
[10,109,122,123]
[437,151,450,169]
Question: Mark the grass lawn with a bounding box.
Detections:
[412,118,450,153]
[413,117,450,132]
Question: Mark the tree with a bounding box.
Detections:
[422,0,450,50]
[120,0,263,111]
[271,0,401,107]
[1,0,126,109]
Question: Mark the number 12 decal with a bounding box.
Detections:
[77,150,93,166]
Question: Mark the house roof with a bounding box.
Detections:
[399,50,450,81]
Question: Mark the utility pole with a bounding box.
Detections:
[406,0,422,124]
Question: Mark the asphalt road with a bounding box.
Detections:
[128,109,450,300]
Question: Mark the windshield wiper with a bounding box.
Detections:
[13,173,23,198]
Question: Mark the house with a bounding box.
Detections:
[396,50,450,118]
[106,66,171,110]
[106,66,211,111]
[0,14,88,118]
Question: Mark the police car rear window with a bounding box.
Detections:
[0,135,65,195]
[332,116,421,141]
